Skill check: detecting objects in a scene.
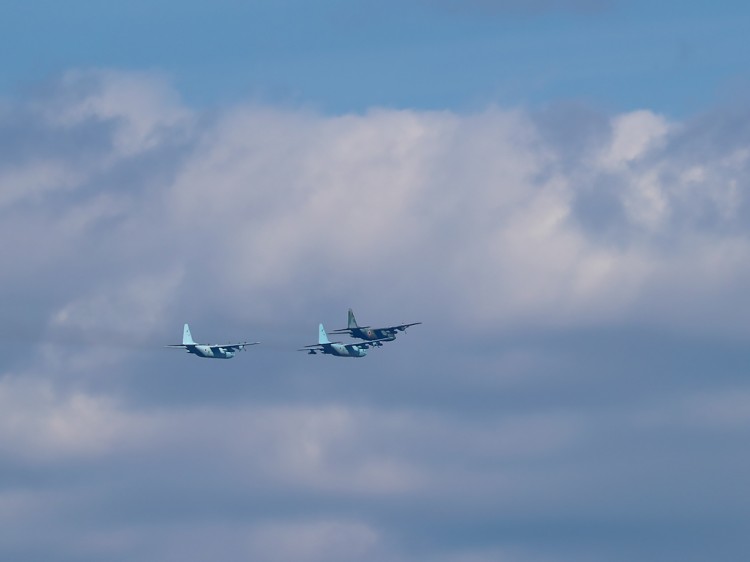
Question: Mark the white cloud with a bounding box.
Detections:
[6,71,750,336]
[50,268,184,339]
[0,159,85,208]
[0,376,148,460]
[636,386,750,430]
[43,69,194,156]
[3,69,750,562]
[246,520,380,562]
[598,110,671,170]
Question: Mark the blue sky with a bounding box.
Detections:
[2,0,749,114]
[2,2,750,561]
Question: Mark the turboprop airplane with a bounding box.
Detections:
[330,308,421,342]
[300,324,389,358]
[166,323,259,359]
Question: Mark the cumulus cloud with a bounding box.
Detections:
[5,69,750,336]
[1,69,750,561]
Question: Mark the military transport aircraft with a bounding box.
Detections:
[300,324,389,357]
[330,308,421,342]
[166,323,259,359]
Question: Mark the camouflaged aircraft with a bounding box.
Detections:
[330,308,421,343]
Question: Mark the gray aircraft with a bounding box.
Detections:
[300,324,389,358]
[330,308,421,342]
[166,323,259,359]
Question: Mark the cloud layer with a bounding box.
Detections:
[1,70,749,561]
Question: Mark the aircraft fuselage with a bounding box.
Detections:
[309,343,367,358]
[187,345,236,359]
[351,328,397,341]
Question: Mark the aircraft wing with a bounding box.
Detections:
[387,321,422,331]
[329,326,370,334]
[298,341,342,352]
[344,337,391,351]
[209,342,260,352]
[331,322,422,335]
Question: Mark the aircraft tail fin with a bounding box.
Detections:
[347,308,359,329]
[318,324,331,345]
[183,323,195,345]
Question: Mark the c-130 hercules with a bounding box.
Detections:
[166,324,259,359]
[300,324,390,358]
[330,308,421,342]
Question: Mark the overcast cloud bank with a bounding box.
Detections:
[1,70,749,561]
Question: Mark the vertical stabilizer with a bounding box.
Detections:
[347,308,359,329]
[318,324,331,345]
[183,323,195,345]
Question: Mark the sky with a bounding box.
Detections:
[1,1,750,561]
[2,0,750,114]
